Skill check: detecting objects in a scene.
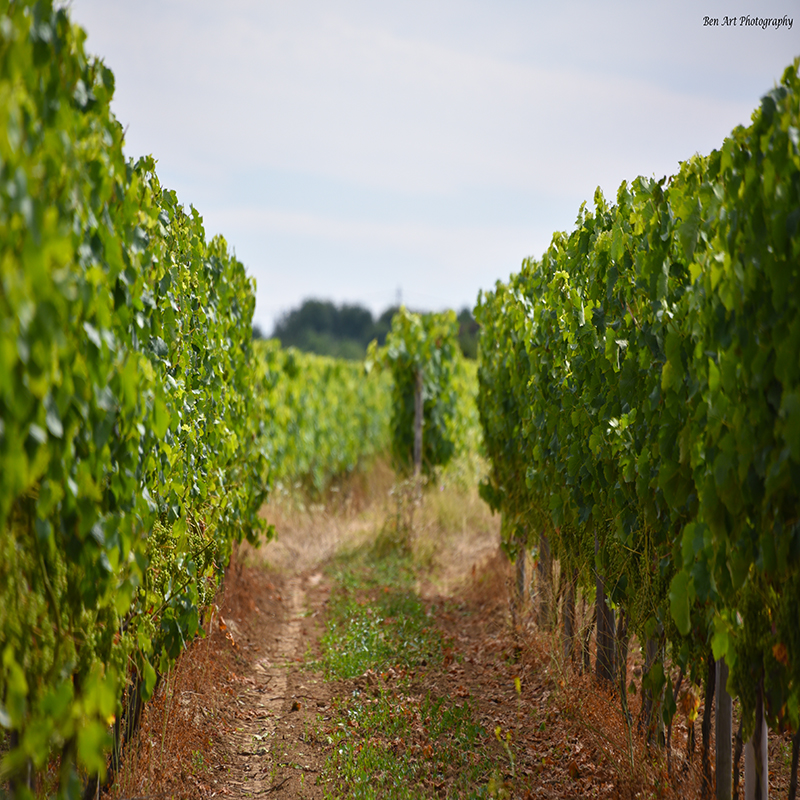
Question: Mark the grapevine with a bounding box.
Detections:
[475,59,800,744]
[0,3,268,791]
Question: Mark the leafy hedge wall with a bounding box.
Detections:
[0,2,268,791]
[476,59,800,739]
[256,340,391,496]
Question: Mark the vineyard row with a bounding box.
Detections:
[475,58,800,790]
[0,4,395,794]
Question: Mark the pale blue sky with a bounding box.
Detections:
[69,0,799,333]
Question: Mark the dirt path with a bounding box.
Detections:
[210,545,624,800]
[214,563,333,799]
[222,574,306,797]
[122,512,794,800]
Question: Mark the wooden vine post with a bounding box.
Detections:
[702,649,717,797]
[507,527,527,629]
[562,568,577,665]
[716,657,733,800]
[413,367,423,480]
[536,533,553,628]
[515,529,527,610]
[744,684,768,800]
[594,529,615,684]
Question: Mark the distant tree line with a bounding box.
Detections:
[253,299,479,360]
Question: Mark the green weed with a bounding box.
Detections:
[319,685,498,799]
[315,551,441,679]
[312,545,506,798]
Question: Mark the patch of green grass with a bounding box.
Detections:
[318,588,442,679]
[316,548,442,679]
[312,544,510,798]
[190,750,206,774]
[328,537,416,592]
[318,683,501,799]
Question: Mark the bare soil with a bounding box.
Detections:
[111,499,795,800]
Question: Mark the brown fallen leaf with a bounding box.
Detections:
[568,759,581,780]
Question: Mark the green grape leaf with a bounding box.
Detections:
[669,570,694,636]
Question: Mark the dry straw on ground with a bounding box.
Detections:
[105,461,794,799]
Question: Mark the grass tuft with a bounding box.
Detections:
[312,545,508,798]
[315,550,441,679]
[319,687,499,799]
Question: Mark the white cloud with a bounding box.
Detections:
[70,0,800,326]
[100,5,756,199]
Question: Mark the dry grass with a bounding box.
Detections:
[409,474,501,595]
[244,454,501,595]
[245,456,396,574]
[109,604,237,800]
[103,455,798,799]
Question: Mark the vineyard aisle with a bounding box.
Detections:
[124,502,647,800]
[122,497,789,799]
